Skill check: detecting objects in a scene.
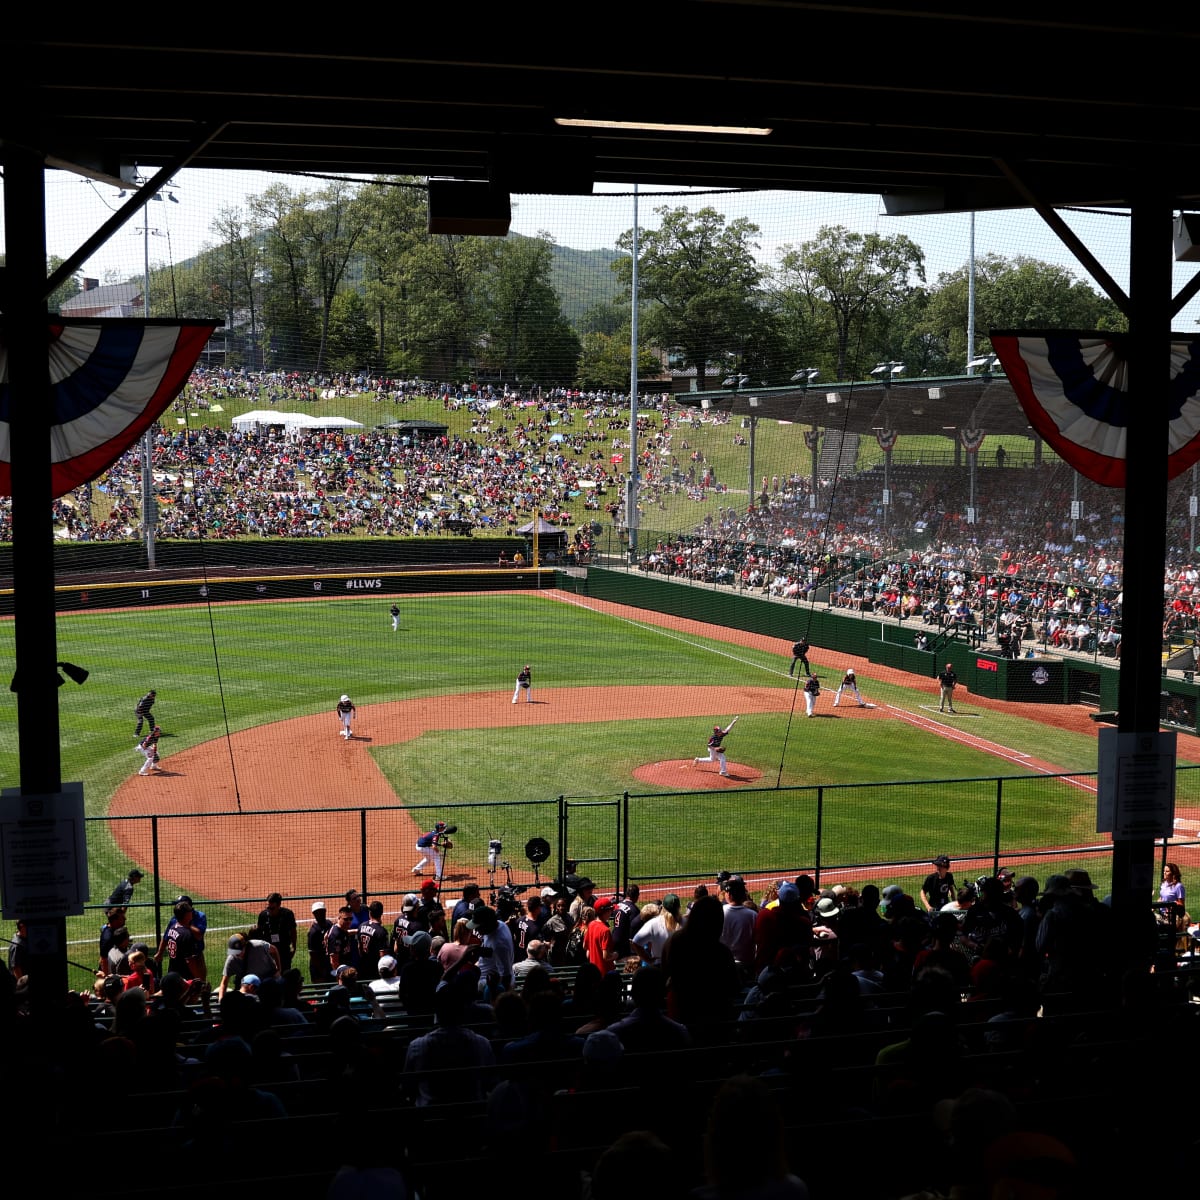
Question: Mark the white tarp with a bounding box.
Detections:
[231,410,364,432]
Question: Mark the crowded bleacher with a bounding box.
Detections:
[5,859,1193,1197]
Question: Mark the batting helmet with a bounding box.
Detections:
[340,694,350,702]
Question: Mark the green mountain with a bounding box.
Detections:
[545,240,626,328]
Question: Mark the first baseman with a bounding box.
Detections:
[694,716,738,775]
[336,693,357,739]
[803,673,821,717]
[833,668,865,707]
[512,664,532,703]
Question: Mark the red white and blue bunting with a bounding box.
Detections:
[0,319,218,498]
[875,428,898,452]
[990,331,1200,487]
[959,427,985,453]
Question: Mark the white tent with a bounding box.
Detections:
[231,410,363,432]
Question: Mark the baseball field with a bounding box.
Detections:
[7,584,1199,986]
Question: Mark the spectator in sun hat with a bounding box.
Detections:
[1035,871,1102,993]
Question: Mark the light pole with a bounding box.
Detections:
[722,371,752,500]
[128,177,179,570]
[870,362,905,536]
[791,368,821,510]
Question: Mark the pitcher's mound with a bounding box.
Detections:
[633,759,763,787]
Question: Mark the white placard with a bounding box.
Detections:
[0,783,88,918]
[1097,729,1176,839]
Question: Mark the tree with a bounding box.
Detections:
[773,225,926,379]
[210,206,267,368]
[575,330,660,391]
[614,206,763,390]
[357,177,428,372]
[482,233,581,384]
[251,183,318,369]
[326,292,375,371]
[919,254,1127,371]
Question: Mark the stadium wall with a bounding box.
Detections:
[566,567,1200,730]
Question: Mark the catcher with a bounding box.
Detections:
[693,716,739,776]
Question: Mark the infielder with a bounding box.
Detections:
[694,716,738,776]
[137,726,163,775]
[389,603,400,632]
[803,673,821,717]
[412,820,449,876]
[336,694,357,739]
[512,664,532,703]
[833,668,865,707]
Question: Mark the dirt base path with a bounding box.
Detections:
[108,588,1200,907]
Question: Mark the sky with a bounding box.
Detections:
[11,167,1200,330]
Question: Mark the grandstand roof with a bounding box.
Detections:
[14,13,1200,214]
[673,374,1033,438]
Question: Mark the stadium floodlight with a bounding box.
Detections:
[967,353,1000,373]
[791,367,820,384]
[891,363,906,376]
[871,361,906,379]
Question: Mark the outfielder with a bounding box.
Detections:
[390,603,400,632]
[803,673,821,717]
[694,716,738,776]
[412,820,449,876]
[512,664,532,704]
[137,726,163,775]
[336,694,357,739]
[833,668,865,707]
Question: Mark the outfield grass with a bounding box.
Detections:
[1,588,1114,987]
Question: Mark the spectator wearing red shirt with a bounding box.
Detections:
[584,898,618,974]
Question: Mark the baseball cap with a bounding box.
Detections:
[933,855,952,868]
[583,1029,624,1065]
[997,868,1015,881]
[594,897,615,914]
[661,893,681,913]
[377,955,398,973]
[240,974,261,988]
[312,902,326,914]
[541,886,557,899]
[340,694,350,702]
[777,883,801,904]
[128,869,144,879]
[419,880,439,894]
[402,893,418,910]
[403,930,433,953]
[846,668,855,676]
[227,934,245,951]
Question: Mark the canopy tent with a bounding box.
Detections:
[516,517,565,535]
[232,410,363,432]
